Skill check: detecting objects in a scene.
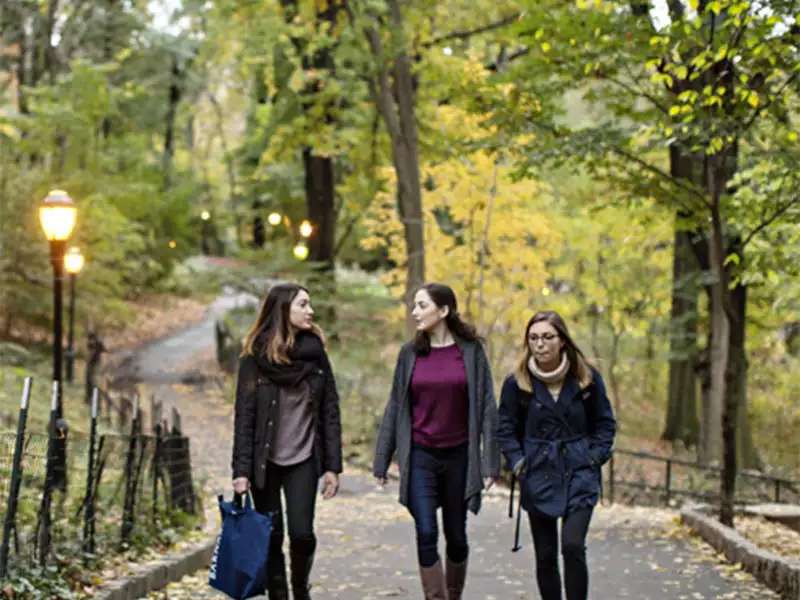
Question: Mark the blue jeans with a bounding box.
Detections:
[407,443,469,567]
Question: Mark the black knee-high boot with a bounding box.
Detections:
[290,536,316,600]
[267,533,289,600]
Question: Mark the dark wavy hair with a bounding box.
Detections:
[242,283,325,364]
[412,283,480,355]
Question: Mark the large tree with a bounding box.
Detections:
[495,0,800,524]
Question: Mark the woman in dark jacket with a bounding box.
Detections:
[231,283,342,600]
[373,283,500,600]
[497,310,615,600]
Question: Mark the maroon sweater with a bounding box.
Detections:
[410,344,469,448]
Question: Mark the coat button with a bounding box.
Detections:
[268,420,273,426]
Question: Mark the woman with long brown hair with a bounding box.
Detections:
[497,310,616,600]
[232,283,342,600]
[373,282,500,600]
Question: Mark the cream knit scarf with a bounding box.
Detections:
[528,353,570,401]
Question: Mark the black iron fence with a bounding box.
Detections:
[605,448,800,507]
[0,377,197,579]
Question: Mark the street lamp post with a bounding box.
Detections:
[39,190,76,493]
[39,190,77,404]
[64,247,84,383]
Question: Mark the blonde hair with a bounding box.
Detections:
[514,310,593,393]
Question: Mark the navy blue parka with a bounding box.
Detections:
[497,368,616,518]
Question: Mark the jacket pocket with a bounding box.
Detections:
[564,437,593,471]
[567,465,601,508]
[521,438,557,509]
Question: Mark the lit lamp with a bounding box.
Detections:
[268,212,282,227]
[299,219,313,238]
[39,190,77,402]
[201,210,211,221]
[293,243,309,261]
[64,247,84,383]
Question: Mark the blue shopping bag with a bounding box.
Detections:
[208,492,272,600]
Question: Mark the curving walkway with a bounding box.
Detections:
[131,293,777,600]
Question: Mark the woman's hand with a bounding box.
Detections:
[232,477,250,494]
[321,471,339,499]
[483,476,500,491]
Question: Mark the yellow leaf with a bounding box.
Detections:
[787,131,798,142]
[747,91,759,108]
[541,42,551,53]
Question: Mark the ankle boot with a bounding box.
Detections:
[267,536,289,600]
[419,560,447,600]
[445,557,468,600]
[290,536,316,600]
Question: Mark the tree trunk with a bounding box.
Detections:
[365,1,425,326]
[280,0,339,306]
[728,248,759,470]
[663,226,700,446]
[162,55,181,188]
[703,158,729,468]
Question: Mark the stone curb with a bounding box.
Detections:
[681,505,800,599]
[94,536,216,600]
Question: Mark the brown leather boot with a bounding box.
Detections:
[419,560,447,600]
[445,557,468,600]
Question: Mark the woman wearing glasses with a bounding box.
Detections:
[496,310,616,600]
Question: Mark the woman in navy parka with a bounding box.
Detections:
[497,310,615,600]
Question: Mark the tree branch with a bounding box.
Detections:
[609,144,710,208]
[741,195,800,249]
[422,13,521,48]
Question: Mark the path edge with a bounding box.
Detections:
[94,536,216,600]
[680,505,800,599]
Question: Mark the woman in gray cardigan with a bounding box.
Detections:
[373,283,500,600]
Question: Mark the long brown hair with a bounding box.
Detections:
[242,283,325,364]
[413,283,481,355]
[515,310,593,392]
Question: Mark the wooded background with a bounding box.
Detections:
[2,0,799,514]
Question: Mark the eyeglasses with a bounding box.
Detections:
[528,333,559,343]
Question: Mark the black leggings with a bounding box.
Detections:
[252,457,318,548]
[529,507,593,600]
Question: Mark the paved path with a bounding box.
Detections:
[131,293,777,600]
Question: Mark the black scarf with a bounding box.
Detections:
[254,330,326,387]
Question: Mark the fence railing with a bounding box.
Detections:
[0,377,197,579]
[605,448,800,507]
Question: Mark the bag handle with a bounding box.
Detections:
[233,490,256,511]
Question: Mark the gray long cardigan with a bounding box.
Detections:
[372,338,500,514]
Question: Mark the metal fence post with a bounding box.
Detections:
[82,388,99,556]
[120,398,141,544]
[0,378,32,577]
[665,459,672,506]
[152,421,163,521]
[35,382,59,565]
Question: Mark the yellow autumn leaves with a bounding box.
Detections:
[361,106,561,358]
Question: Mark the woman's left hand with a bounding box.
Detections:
[483,476,500,491]
[321,471,339,499]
